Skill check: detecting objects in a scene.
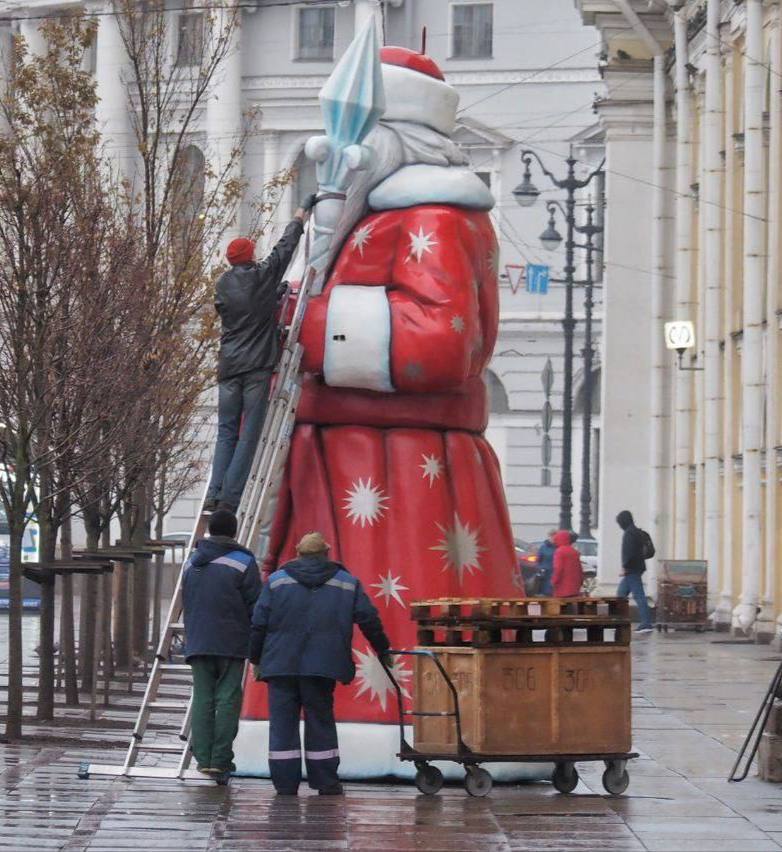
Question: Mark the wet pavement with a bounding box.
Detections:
[0,631,781,850]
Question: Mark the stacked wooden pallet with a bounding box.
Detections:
[411,596,631,648]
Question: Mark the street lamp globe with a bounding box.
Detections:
[512,174,540,207]
[540,217,562,251]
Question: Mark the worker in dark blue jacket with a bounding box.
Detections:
[249,531,391,796]
[182,509,261,775]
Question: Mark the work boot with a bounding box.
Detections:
[203,498,218,513]
[217,500,237,513]
[318,783,344,796]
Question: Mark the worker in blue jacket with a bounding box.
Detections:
[182,509,261,776]
[249,531,391,796]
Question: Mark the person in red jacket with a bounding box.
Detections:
[552,530,584,598]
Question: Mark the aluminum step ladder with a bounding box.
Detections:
[79,261,317,782]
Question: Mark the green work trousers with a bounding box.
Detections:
[189,655,245,771]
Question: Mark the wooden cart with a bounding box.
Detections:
[655,560,708,632]
[383,597,638,797]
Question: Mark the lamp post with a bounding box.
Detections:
[513,149,604,531]
[575,200,603,539]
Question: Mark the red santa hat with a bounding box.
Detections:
[380,46,459,137]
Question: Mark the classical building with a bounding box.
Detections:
[5,0,603,544]
[575,0,782,642]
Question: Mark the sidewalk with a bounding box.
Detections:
[0,631,780,851]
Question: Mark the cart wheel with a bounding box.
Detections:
[414,765,444,796]
[552,762,579,794]
[464,766,492,797]
[602,761,629,796]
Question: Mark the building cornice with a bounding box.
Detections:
[244,67,602,95]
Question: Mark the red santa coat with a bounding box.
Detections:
[241,187,518,726]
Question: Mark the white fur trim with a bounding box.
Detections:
[381,64,459,136]
[233,719,553,782]
[369,164,495,212]
[324,285,394,393]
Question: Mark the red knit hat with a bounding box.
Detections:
[226,237,255,266]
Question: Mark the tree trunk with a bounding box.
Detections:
[5,524,25,739]
[151,506,164,651]
[60,515,79,705]
[131,481,150,663]
[78,510,101,684]
[114,506,132,668]
[35,503,56,722]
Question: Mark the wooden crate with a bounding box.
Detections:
[413,645,631,756]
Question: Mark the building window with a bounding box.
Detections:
[296,6,335,62]
[452,3,493,59]
[176,13,204,68]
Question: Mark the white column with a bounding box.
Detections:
[261,131,281,250]
[733,0,765,633]
[207,1,243,243]
[595,72,654,593]
[703,0,724,610]
[762,20,781,643]
[92,1,137,186]
[673,12,694,559]
[649,54,672,581]
[18,17,46,55]
[715,50,735,630]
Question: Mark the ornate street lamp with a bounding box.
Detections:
[513,147,605,531]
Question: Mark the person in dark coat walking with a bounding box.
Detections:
[616,510,654,633]
[536,529,557,596]
[249,531,391,796]
[552,530,584,597]
[182,509,262,774]
[205,196,315,513]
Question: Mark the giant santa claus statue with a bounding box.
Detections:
[235,31,519,779]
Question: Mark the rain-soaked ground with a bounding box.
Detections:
[1,630,782,851]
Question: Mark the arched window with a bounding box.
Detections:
[171,144,205,253]
[486,370,510,414]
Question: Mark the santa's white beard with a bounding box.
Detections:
[325,121,468,271]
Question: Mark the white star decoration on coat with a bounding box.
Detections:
[371,570,409,608]
[450,315,465,333]
[419,453,443,487]
[351,223,374,257]
[430,514,485,583]
[487,247,500,275]
[343,478,389,527]
[407,227,438,263]
[354,648,411,711]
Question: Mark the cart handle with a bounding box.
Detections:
[380,648,471,757]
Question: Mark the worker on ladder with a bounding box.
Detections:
[204,195,316,513]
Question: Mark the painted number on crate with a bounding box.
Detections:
[502,667,536,691]
[562,668,591,693]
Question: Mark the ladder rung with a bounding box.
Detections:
[159,663,190,673]
[169,623,185,632]
[139,743,188,753]
[149,700,188,711]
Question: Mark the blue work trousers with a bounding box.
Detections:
[206,368,271,509]
[617,572,653,628]
[267,676,339,794]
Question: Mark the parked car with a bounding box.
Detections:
[573,538,598,577]
[515,539,544,596]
